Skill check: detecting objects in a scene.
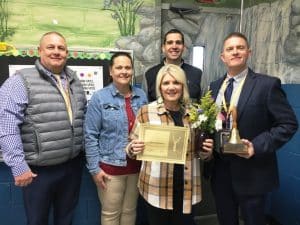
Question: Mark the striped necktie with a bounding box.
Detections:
[54,74,73,124]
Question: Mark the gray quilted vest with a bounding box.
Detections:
[19,60,86,166]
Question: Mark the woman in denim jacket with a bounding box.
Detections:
[85,52,148,225]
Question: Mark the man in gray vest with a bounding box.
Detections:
[0,31,86,225]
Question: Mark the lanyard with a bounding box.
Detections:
[220,75,247,115]
[54,74,73,124]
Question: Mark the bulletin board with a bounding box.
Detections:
[0,55,111,91]
[0,48,133,161]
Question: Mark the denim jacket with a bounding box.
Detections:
[85,83,148,175]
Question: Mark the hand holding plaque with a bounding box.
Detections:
[136,124,190,164]
[223,107,247,154]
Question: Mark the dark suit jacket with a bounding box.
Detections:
[207,68,298,195]
[144,60,202,102]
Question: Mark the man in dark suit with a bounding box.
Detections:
[143,29,202,103]
[207,32,298,225]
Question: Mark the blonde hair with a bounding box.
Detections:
[155,64,190,105]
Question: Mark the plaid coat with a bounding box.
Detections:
[128,100,202,214]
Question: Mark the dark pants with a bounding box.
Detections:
[145,202,196,225]
[23,154,83,225]
[145,165,196,225]
[211,158,266,225]
[136,195,149,225]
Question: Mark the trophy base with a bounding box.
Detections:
[223,143,247,154]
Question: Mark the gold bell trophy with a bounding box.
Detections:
[223,107,247,154]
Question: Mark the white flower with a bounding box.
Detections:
[198,114,208,123]
[215,119,223,131]
[191,123,198,129]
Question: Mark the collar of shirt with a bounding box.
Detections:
[36,61,67,83]
[163,58,184,67]
[108,82,144,98]
[109,83,139,98]
[49,71,68,90]
[216,68,248,107]
[51,72,67,82]
[156,96,189,118]
[226,67,248,85]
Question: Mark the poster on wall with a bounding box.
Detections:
[69,66,103,101]
[8,65,103,101]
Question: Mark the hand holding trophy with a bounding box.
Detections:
[223,107,247,154]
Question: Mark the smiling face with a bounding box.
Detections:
[162,33,185,65]
[160,73,183,108]
[38,33,68,74]
[109,55,133,89]
[221,36,251,76]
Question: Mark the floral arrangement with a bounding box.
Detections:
[189,90,219,134]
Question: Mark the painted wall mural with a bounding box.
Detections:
[1,0,298,85]
[0,0,152,48]
[161,0,300,87]
[0,0,160,82]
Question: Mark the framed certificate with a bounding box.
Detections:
[137,124,190,164]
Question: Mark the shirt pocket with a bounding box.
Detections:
[103,103,121,121]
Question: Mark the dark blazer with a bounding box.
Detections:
[144,60,202,102]
[208,68,298,195]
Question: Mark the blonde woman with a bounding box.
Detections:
[127,64,213,225]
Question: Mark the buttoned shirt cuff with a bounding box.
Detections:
[11,161,31,177]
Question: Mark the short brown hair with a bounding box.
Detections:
[223,32,249,49]
[163,29,185,45]
[109,51,133,67]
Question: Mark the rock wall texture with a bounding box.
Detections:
[116,0,299,88]
[243,0,300,84]
[115,4,162,83]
